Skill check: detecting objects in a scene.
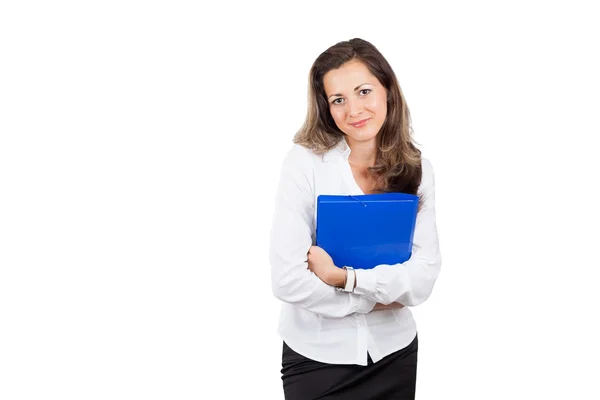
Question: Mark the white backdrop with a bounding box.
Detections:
[1,1,599,399]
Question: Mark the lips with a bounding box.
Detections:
[349,118,371,128]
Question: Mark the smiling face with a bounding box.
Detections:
[323,59,388,145]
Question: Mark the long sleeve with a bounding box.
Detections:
[353,158,442,306]
[270,145,376,318]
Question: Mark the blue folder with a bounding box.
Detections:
[316,193,419,270]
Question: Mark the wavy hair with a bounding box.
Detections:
[294,38,422,197]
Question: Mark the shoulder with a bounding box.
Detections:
[281,144,323,170]
[285,139,345,165]
[419,156,436,194]
[278,144,319,182]
[419,157,437,206]
[285,143,317,162]
[421,157,434,180]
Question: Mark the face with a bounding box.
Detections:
[323,60,388,144]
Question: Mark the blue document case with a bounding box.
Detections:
[316,193,419,270]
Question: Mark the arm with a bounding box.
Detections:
[306,246,405,311]
[353,158,442,306]
[269,146,376,318]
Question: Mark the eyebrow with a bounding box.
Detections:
[327,83,371,100]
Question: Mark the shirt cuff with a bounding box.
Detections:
[353,269,377,297]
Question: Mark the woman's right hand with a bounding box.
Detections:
[373,303,404,311]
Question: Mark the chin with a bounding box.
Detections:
[346,130,379,142]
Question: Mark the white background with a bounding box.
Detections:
[1,1,599,399]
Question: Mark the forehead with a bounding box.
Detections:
[323,60,378,95]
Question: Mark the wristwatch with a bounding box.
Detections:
[337,266,355,293]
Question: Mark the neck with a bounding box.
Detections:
[346,136,377,167]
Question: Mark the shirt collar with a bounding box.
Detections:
[323,137,351,162]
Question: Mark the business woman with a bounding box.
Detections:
[270,38,441,400]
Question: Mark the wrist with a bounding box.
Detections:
[328,266,346,287]
[335,266,356,292]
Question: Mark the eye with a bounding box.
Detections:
[359,89,371,96]
[331,98,345,105]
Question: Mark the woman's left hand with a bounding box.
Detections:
[307,246,345,287]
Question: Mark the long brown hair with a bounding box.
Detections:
[294,38,422,197]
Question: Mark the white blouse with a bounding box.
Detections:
[269,139,441,366]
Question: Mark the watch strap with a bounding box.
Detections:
[341,266,355,292]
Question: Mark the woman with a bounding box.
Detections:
[270,38,441,400]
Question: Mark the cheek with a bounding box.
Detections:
[366,96,387,118]
[330,107,346,125]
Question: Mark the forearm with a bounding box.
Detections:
[353,254,440,306]
[272,244,376,318]
[322,267,403,311]
[271,273,375,318]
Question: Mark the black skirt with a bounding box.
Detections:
[281,334,418,400]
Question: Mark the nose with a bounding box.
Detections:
[347,99,363,117]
